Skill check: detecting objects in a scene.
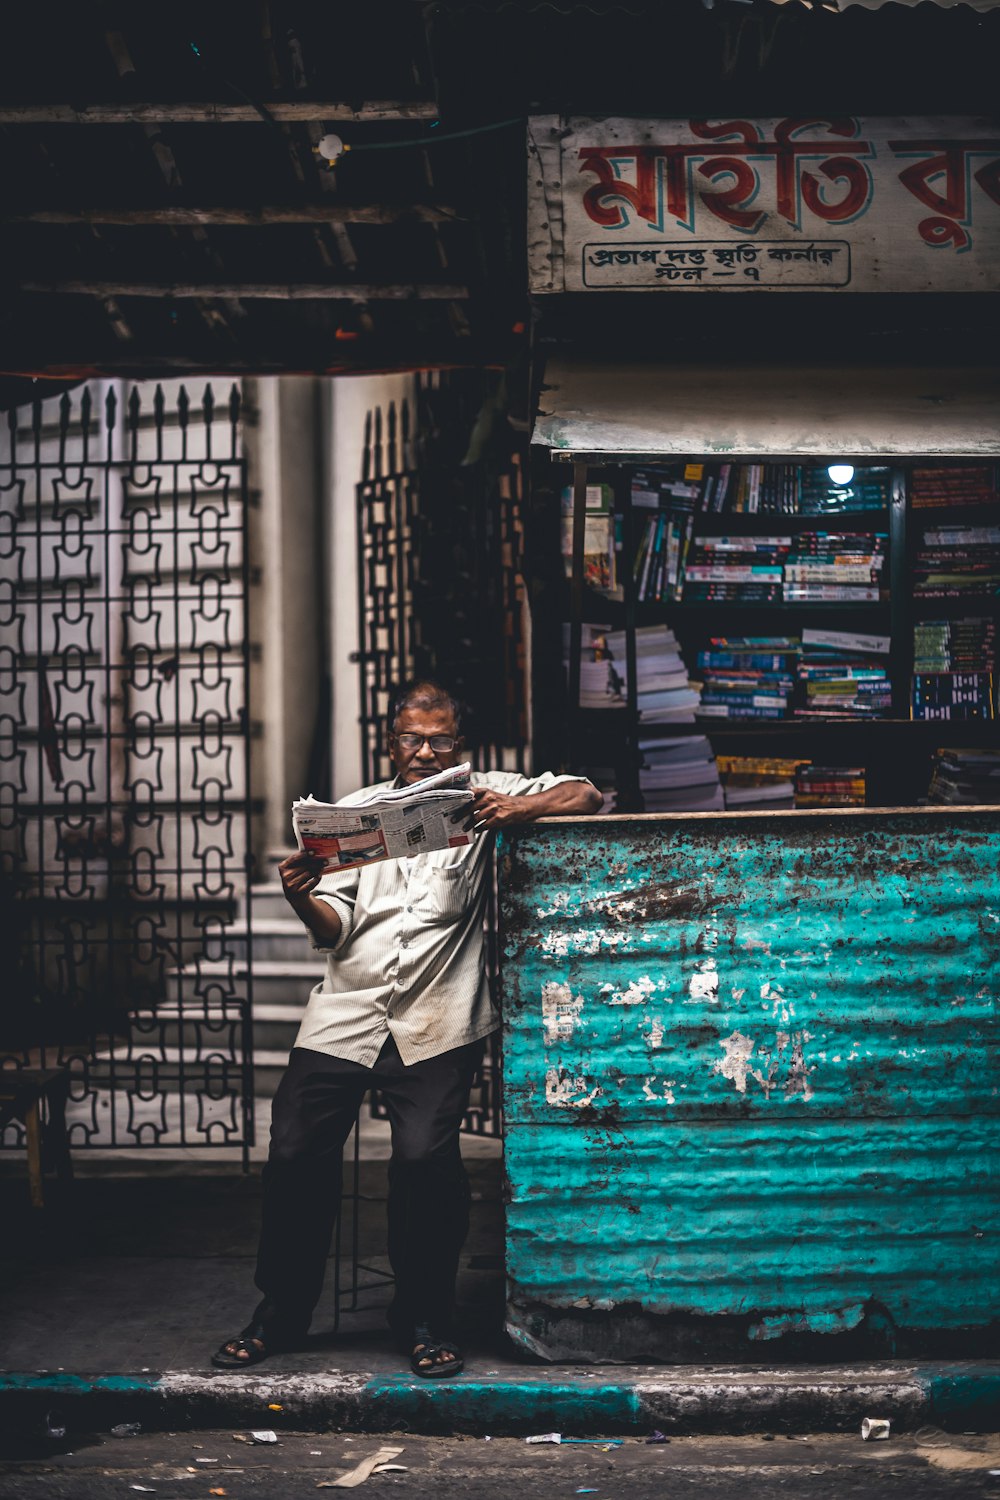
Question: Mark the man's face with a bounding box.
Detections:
[390,703,464,785]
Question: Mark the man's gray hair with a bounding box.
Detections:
[390,679,463,735]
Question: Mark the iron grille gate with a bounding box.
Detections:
[0,381,254,1164]
[356,370,530,1140]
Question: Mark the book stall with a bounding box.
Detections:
[503,111,1000,1366]
[501,357,1000,1363]
[536,360,1000,815]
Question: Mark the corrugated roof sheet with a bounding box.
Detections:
[500,810,1000,1360]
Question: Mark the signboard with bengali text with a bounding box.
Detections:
[527,115,1000,292]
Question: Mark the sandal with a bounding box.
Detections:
[211,1317,301,1370]
[409,1322,464,1380]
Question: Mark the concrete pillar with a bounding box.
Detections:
[246,376,324,860]
[323,372,415,800]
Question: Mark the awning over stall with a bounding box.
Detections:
[532,360,1000,463]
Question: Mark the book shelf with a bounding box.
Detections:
[537,453,999,812]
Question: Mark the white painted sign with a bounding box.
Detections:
[527,115,1000,292]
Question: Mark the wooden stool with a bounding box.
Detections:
[0,1067,73,1208]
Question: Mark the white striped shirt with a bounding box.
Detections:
[294,770,590,1066]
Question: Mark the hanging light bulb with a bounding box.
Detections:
[316,133,347,163]
[827,464,855,486]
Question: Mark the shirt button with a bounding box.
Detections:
[400,937,410,948]
[405,905,413,913]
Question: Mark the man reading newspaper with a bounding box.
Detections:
[213,679,600,1378]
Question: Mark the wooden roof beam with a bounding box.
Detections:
[0,101,439,125]
[20,280,470,300]
[3,204,463,225]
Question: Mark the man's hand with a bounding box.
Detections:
[278,850,326,910]
[278,850,343,947]
[470,786,535,831]
[469,778,603,832]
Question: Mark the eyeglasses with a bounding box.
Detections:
[393,733,457,752]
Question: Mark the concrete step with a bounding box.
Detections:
[217,918,314,963]
[168,958,324,1008]
[132,1001,305,1057]
[99,1040,292,1098]
[243,881,290,922]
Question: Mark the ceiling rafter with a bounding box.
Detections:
[0,101,439,124]
[20,280,471,299]
[2,204,462,225]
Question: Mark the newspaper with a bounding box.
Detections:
[291,762,475,871]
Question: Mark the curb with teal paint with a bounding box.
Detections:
[1,1364,999,1434]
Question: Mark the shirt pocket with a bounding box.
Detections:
[410,866,470,926]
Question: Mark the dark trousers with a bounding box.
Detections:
[253,1034,486,1338]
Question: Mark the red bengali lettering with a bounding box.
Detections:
[697,158,765,230]
[578,146,660,228]
[891,138,1000,250]
[773,119,871,225]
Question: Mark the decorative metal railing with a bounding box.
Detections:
[0,380,254,1161]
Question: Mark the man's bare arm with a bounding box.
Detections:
[278,851,343,946]
[470,778,602,831]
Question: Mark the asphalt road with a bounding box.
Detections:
[0,1429,999,1499]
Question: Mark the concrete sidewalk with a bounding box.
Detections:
[1,1147,997,1438]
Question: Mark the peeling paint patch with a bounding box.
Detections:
[541,980,584,1045]
[644,1015,665,1050]
[689,959,719,1003]
[712,1029,816,1101]
[642,1075,676,1104]
[539,927,630,957]
[545,1066,605,1110]
[607,973,658,1006]
[712,1030,756,1093]
[749,1303,867,1341]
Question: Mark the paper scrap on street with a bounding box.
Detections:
[316,1444,405,1487]
[293,764,474,871]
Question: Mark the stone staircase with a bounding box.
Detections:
[144,880,323,1099]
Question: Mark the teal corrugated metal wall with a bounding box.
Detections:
[499,810,1000,1360]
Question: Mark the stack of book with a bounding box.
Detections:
[632,504,697,602]
[682,535,788,603]
[794,765,866,807]
[911,465,998,510]
[605,624,702,723]
[561,482,622,600]
[562,623,626,709]
[694,635,800,721]
[794,628,893,718]
[782,532,887,603]
[715,755,808,810]
[695,463,891,515]
[638,734,723,812]
[912,523,1000,600]
[912,618,996,722]
[712,464,799,514]
[797,466,892,516]
[927,747,1000,804]
[911,674,994,721]
[914,617,996,674]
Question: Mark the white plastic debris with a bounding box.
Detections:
[316,1444,405,1488]
[861,1418,891,1441]
[525,1433,562,1444]
[249,1430,278,1444]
